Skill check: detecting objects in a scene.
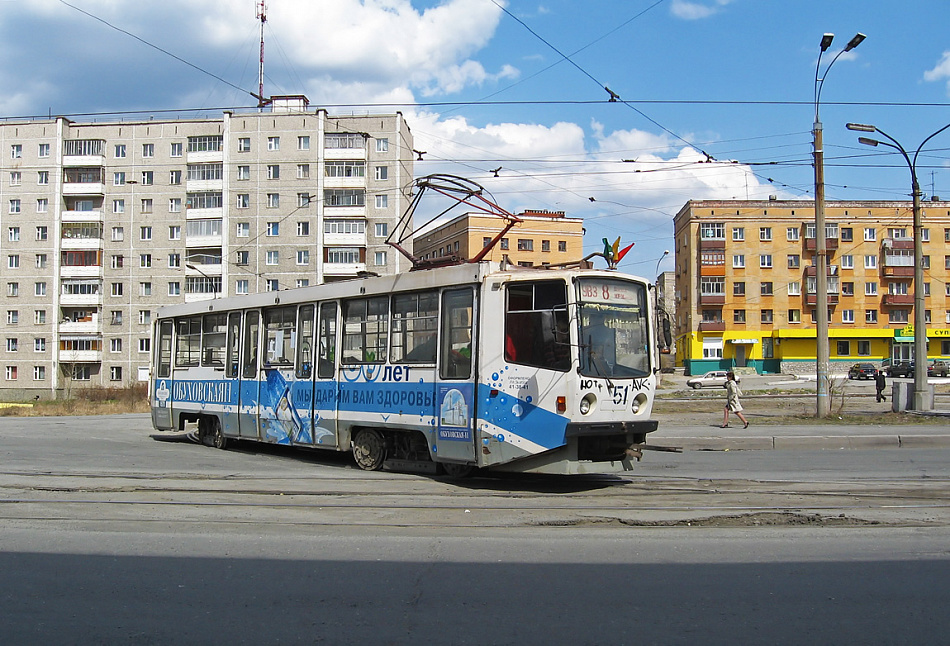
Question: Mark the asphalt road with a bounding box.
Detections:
[1,414,949,644]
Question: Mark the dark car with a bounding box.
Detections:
[928,361,949,377]
[847,363,878,380]
[885,361,914,378]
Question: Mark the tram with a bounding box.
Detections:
[149,261,660,475]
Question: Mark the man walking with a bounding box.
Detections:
[875,370,887,403]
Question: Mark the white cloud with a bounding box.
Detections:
[924,51,950,94]
[670,0,733,20]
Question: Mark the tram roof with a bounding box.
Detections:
[156,261,646,320]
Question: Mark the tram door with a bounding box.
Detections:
[258,306,299,445]
[434,288,477,463]
[312,302,340,447]
[237,310,261,439]
[221,311,243,436]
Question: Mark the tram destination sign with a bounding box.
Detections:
[579,279,641,306]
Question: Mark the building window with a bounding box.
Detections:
[267,193,279,208]
[558,241,567,252]
[35,310,46,324]
[8,255,19,269]
[8,227,19,242]
[140,254,152,269]
[889,309,909,324]
[5,367,17,381]
[34,282,46,297]
[866,310,878,323]
[374,251,387,266]
[500,238,509,250]
[864,227,876,241]
[841,254,854,269]
[759,254,772,268]
[266,279,279,292]
[837,340,851,355]
[11,144,22,158]
[296,279,310,288]
[238,137,251,152]
[376,194,388,209]
[788,309,801,323]
[376,138,389,152]
[34,366,46,381]
[139,311,151,325]
[140,226,152,241]
[517,239,533,251]
[787,254,800,269]
[168,254,181,268]
[110,338,122,353]
[842,310,855,324]
[112,227,124,242]
[266,251,279,265]
[375,166,388,180]
[865,282,878,296]
[759,227,772,241]
[113,199,125,214]
[6,311,17,324]
[732,227,744,241]
[296,250,310,265]
[37,171,49,185]
[7,283,18,297]
[110,366,122,381]
[297,193,311,208]
[139,338,151,353]
[297,221,310,236]
[171,142,183,157]
[841,227,853,242]
[6,338,18,352]
[842,282,854,296]
[266,222,279,237]
[733,310,746,323]
[236,251,249,265]
[169,170,182,185]
[237,222,250,237]
[236,280,249,295]
[787,227,800,241]
[142,143,154,157]
[761,309,773,323]
[701,223,726,239]
[267,164,280,180]
[297,164,310,179]
[760,282,773,296]
[787,281,801,296]
[733,255,745,268]
[541,240,551,252]
[141,171,153,185]
[298,135,310,150]
[237,165,250,180]
[111,283,123,297]
[267,136,280,151]
[141,199,153,213]
[864,255,877,269]
[39,143,50,158]
[9,199,21,214]
[168,282,181,296]
[169,198,182,213]
[140,282,152,296]
[236,194,249,209]
[733,281,745,296]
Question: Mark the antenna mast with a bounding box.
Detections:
[256,0,267,108]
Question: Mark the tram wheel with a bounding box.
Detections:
[440,463,474,478]
[210,418,227,450]
[352,429,386,471]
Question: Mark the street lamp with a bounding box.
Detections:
[813,32,865,417]
[847,121,950,411]
[655,249,670,279]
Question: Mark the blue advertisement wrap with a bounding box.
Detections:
[262,370,306,445]
[476,383,568,450]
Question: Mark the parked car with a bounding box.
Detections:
[885,361,914,378]
[686,370,729,389]
[847,363,878,380]
[928,361,949,377]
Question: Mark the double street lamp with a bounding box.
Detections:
[846,121,950,411]
[813,32,865,417]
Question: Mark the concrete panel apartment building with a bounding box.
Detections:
[674,198,950,375]
[0,96,412,397]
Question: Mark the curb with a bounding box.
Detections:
[654,434,950,451]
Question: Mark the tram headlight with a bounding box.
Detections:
[580,394,596,415]
[632,392,648,414]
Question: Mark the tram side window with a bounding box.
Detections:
[505,281,570,372]
[242,311,260,378]
[441,288,474,380]
[342,296,388,363]
[264,306,296,367]
[317,302,337,378]
[391,291,438,363]
[296,305,315,378]
[226,312,241,378]
[201,313,227,367]
[155,320,173,378]
[175,317,201,367]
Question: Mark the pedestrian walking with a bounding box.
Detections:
[875,370,887,403]
[722,371,749,428]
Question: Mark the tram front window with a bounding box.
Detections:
[578,278,650,379]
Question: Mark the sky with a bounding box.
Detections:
[2,0,950,277]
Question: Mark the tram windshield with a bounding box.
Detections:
[577,278,650,379]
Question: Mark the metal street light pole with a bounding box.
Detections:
[813,32,865,417]
[655,249,670,279]
[847,121,950,411]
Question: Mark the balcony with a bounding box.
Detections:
[323,232,367,246]
[58,349,102,363]
[699,294,725,305]
[62,210,103,222]
[63,182,104,195]
[698,320,726,332]
[805,293,840,305]
[59,318,100,334]
[186,150,224,163]
[883,265,914,277]
[699,237,725,250]
[185,179,224,192]
[882,237,914,250]
[323,262,366,276]
[804,237,839,251]
[61,237,103,251]
[883,293,914,306]
[324,147,366,161]
[60,265,103,279]
[62,154,105,167]
[324,175,366,189]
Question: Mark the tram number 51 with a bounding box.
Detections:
[611,384,630,405]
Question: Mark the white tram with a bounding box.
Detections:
[149,262,659,475]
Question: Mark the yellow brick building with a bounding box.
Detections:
[412,209,584,267]
[673,199,950,375]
